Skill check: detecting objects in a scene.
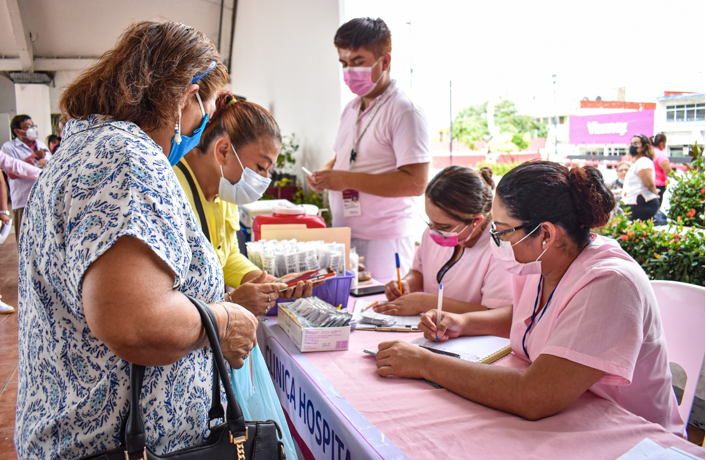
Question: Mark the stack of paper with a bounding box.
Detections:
[617,438,702,459]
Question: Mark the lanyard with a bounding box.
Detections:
[436,246,464,284]
[522,275,558,359]
[349,82,392,168]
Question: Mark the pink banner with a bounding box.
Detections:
[570,110,654,145]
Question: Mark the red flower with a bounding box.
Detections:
[701,188,705,194]
[619,235,629,241]
[687,208,696,218]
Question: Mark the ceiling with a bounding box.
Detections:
[0,0,236,71]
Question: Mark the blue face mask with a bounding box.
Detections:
[168,92,209,166]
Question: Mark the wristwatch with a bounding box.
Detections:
[0,210,10,216]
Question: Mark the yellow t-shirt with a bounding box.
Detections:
[174,159,259,288]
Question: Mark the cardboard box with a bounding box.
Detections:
[277,304,350,352]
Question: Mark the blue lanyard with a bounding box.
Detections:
[522,275,558,359]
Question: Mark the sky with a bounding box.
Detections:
[343,0,706,133]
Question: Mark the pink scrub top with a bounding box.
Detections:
[653,148,670,187]
[509,234,683,435]
[411,225,513,308]
[331,80,431,240]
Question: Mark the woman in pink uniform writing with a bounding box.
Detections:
[375,161,683,434]
[378,166,512,316]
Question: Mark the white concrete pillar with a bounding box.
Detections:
[229,0,343,183]
[14,84,52,141]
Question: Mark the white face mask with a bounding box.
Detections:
[489,223,548,276]
[218,144,272,205]
[20,126,39,141]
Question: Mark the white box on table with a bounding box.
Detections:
[277,304,350,352]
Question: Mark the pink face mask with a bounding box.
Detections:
[430,223,474,247]
[343,57,383,96]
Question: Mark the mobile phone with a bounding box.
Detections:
[350,285,386,297]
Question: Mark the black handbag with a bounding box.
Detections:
[81,296,286,460]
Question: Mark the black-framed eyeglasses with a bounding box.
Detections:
[489,222,535,246]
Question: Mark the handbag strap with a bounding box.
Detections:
[175,160,211,242]
[123,296,248,458]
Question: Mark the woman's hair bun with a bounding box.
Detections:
[568,166,615,229]
[478,166,495,190]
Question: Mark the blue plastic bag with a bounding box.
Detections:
[231,344,297,460]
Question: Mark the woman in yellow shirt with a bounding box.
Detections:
[174,92,312,315]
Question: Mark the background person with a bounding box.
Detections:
[608,161,630,197]
[1,115,51,241]
[379,166,512,316]
[175,92,314,316]
[622,134,660,221]
[651,132,672,205]
[307,17,430,284]
[14,21,254,459]
[374,161,683,435]
[46,134,61,153]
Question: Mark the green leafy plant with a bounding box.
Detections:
[597,213,705,286]
[276,134,299,173]
[667,142,705,229]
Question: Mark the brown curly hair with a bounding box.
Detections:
[60,21,228,132]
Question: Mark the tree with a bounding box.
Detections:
[452,102,489,150]
[453,98,548,151]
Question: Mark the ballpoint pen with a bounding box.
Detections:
[395,253,403,294]
[436,284,443,342]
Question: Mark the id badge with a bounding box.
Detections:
[342,189,362,217]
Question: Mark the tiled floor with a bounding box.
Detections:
[0,230,19,460]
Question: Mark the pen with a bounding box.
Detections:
[395,253,403,294]
[363,301,378,311]
[436,283,443,342]
[302,166,313,176]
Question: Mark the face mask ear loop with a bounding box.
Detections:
[231,143,245,173]
[195,92,206,117]
[535,244,549,262]
[220,165,226,179]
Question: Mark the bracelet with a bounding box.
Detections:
[219,303,230,340]
[226,291,234,302]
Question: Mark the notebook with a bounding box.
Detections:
[410,335,512,364]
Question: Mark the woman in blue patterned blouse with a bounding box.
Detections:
[15,22,259,459]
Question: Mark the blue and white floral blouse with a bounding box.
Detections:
[15,116,225,459]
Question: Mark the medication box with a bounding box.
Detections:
[278,304,351,352]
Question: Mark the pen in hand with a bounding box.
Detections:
[435,284,443,342]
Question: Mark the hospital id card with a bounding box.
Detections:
[342,189,361,217]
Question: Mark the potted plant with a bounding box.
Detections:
[267,134,299,201]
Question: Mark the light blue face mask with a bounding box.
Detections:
[218,144,272,205]
[167,92,209,166]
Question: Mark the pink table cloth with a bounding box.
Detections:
[259,295,704,460]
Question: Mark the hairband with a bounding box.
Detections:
[191,61,217,84]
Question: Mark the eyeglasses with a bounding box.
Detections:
[489,222,536,246]
[617,168,629,173]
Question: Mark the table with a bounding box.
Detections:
[257,296,705,460]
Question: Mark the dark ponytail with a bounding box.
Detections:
[496,161,615,247]
[425,165,494,223]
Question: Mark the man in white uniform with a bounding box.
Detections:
[308,17,430,283]
[2,114,50,240]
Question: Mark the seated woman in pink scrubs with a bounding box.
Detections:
[374,161,683,434]
[377,166,513,316]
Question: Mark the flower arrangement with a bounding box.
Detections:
[598,213,705,286]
